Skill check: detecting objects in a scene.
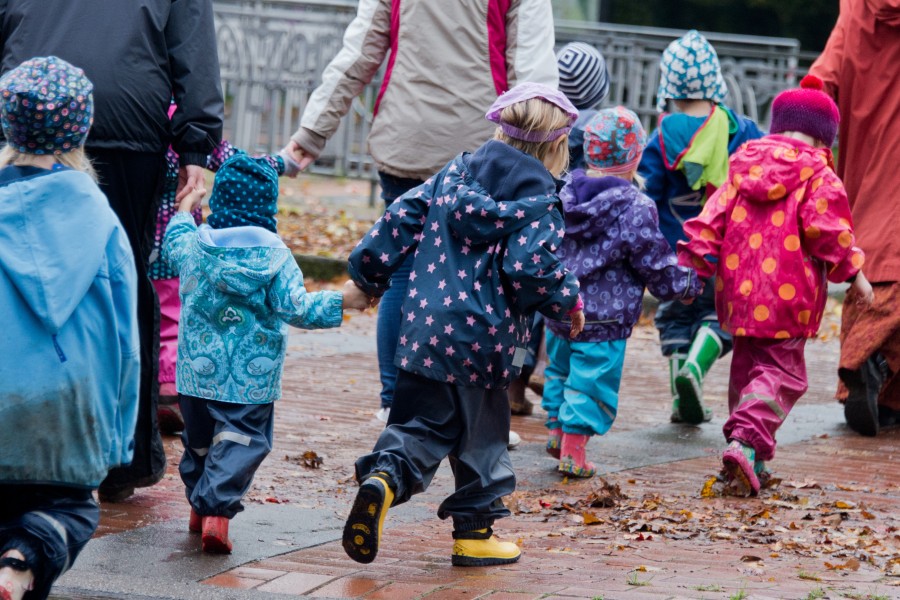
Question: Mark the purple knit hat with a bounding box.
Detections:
[770,75,839,147]
[0,56,93,154]
[583,106,648,175]
[486,82,579,142]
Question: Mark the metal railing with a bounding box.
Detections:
[213,0,801,182]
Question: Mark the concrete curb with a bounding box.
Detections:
[294,252,348,281]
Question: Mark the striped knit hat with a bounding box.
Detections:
[556,42,609,110]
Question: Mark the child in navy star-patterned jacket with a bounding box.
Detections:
[342,83,586,568]
[543,107,702,479]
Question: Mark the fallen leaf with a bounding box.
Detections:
[582,511,603,525]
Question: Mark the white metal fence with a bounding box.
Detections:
[213,0,800,181]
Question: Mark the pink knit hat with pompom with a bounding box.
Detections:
[769,75,840,147]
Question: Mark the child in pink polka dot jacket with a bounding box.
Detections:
[678,75,874,496]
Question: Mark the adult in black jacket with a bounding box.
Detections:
[0,0,225,501]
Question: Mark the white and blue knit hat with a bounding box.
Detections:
[556,42,610,110]
[655,30,728,113]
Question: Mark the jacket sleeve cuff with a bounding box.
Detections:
[567,295,584,315]
[828,247,864,283]
[179,152,208,167]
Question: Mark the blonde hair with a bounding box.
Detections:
[493,98,571,177]
[586,166,646,189]
[0,146,97,181]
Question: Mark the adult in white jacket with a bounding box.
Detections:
[284,0,559,421]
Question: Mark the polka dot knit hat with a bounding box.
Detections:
[0,56,93,154]
[557,42,610,110]
[207,153,281,233]
[583,106,648,175]
[655,30,728,113]
[769,75,839,148]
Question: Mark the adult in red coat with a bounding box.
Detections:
[811,0,900,435]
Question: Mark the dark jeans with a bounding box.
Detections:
[179,396,274,519]
[355,370,516,532]
[90,148,167,494]
[376,172,425,408]
[654,276,732,356]
[0,484,99,600]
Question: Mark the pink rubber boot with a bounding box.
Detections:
[546,418,562,459]
[558,433,596,478]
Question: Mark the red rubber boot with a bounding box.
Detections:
[201,516,233,554]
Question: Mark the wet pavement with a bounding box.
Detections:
[48,310,900,600]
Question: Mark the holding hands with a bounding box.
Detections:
[178,184,207,213]
[280,140,315,178]
[343,280,379,311]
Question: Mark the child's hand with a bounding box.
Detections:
[342,280,374,311]
[569,309,585,338]
[178,185,207,213]
[851,271,875,307]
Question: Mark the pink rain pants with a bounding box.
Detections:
[152,278,181,387]
[724,336,808,461]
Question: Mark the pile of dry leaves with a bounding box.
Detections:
[506,475,900,577]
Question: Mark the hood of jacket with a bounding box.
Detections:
[195,225,292,296]
[562,171,637,239]
[0,167,116,334]
[731,135,833,204]
[439,140,561,242]
[660,105,753,168]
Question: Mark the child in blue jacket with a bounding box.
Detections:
[163,153,369,554]
[544,107,702,478]
[637,30,764,425]
[343,83,585,568]
[0,57,139,600]
[150,113,300,435]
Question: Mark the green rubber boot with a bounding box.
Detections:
[674,326,720,424]
[668,353,687,423]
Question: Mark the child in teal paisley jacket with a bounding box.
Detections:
[163,153,369,554]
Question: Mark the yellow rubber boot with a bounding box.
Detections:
[451,528,521,566]
[342,474,394,564]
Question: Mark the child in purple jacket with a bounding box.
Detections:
[543,107,702,477]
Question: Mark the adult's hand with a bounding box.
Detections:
[281,140,315,177]
[176,164,206,205]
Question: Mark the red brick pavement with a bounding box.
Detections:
[96,312,900,599]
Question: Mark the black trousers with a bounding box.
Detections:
[89,148,167,493]
[355,370,516,532]
[0,484,99,600]
[179,396,275,519]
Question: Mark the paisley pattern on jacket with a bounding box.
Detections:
[164,213,343,403]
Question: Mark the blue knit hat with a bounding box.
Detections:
[207,153,280,232]
[655,30,728,113]
[557,42,610,110]
[0,56,93,154]
[583,107,648,175]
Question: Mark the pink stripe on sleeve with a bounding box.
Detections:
[374,0,402,116]
[487,0,511,95]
